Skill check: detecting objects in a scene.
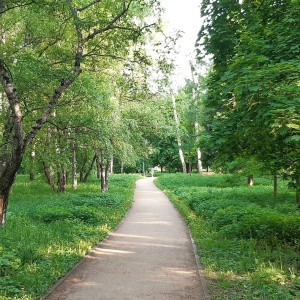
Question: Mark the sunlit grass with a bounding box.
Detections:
[156,173,300,300]
[0,174,139,300]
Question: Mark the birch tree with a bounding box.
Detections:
[171,93,187,173]
[0,0,163,225]
[190,62,203,175]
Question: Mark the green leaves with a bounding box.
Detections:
[198,0,300,185]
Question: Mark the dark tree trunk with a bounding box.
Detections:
[0,60,25,225]
[296,173,300,209]
[29,172,35,181]
[273,173,278,198]
[82,154,97,182]
[57,169,67,192]
[79,156,88,182]
[0,147,24,225]
[189,159,192,175]
[29,149,35,181]
[65,171,69,186]
[96,157,101,179]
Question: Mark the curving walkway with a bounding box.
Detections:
[43,177,210,300]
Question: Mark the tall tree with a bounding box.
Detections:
[0,0,163,225]
[190,62,203,174]
[198,0,300,203]
[171,93,187,173]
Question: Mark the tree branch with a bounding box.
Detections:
[83,0,133,42]
[75,0,103,12]
[0,1,36,15]
[23,1,85,148]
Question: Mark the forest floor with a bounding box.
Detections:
[42,177,210,300]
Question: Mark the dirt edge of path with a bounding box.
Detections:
[41,194,133,299]
[153,178,211,300]
[188,232,211,300]
[42,177,211,300]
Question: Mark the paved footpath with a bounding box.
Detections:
[43,177,210,300]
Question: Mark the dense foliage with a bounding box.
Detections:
[196,0,300,203]
[156,173,300,299]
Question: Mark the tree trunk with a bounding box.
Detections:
[142,161,145,177]
[29,172,35,181]
[82,154,97,182]
[79,156,88,182]
[96,157,101,179]
[196,147,203,175]
[296,173,300,209]
[65,171,69,186]
[110,155,114,174]
[99,148,111,193]
[42,128,55,190]
[273,173,278,198]
[0,151,24,225]
[57,168,67,192]
[72,147,78,189]
[188,158,192,175]
[171,93,187,173]
[190,62,203,175]
[101,164,110,193]
[0,194,8,226]
[43,162,55,191]
[248,174,254,186]
[29,149,36,181]
[0,60,25,226]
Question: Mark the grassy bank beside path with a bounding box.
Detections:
[156,173,300,300]
[0,174,139,300]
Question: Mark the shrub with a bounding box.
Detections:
[210,204,260,230]
[36,205,103,225]
[219,210,300,244]
[73,193,122,206]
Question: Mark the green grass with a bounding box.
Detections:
[0,174,139,300]
[156,173,300,300]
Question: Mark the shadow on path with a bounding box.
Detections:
[42,177,210,300]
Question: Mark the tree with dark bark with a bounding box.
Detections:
[0,0,163,225]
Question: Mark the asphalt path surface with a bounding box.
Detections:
[43,177,210,300]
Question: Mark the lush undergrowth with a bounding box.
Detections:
[156,173,300,300]
[0,174,139,300]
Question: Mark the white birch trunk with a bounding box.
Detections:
[110,155,114,174]
[171,93,187,173]
[72,147,78,189]
[190,62,203,175]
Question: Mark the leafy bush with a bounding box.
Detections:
[210,204,260,229]
[74,193,122,206]
[220,212,300,243]
[0,250,21,277]
[36,202,113,225]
